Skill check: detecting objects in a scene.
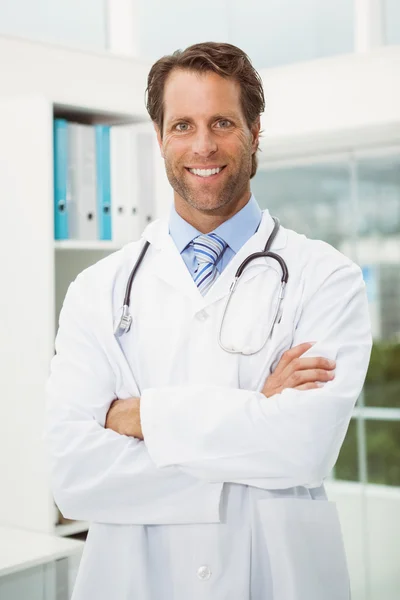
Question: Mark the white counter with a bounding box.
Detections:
[0,525,84,578]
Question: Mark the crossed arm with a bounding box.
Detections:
[105,343,337,440]
[45,261,371,524]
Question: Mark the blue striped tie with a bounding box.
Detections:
[192,233,227,295]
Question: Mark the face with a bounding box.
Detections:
[155,69,260,229]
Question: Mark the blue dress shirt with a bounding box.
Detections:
[169,194,262,277]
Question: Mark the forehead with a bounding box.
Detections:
[163,69,243,123]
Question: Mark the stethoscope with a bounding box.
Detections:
[114,217,289,356]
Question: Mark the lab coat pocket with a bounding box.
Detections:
[257,498,350,600]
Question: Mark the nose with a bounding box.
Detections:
[191,127,217,158]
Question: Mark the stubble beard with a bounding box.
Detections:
[164,150,253,214]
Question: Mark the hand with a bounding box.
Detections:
[105,397,144,440]
[262,342,336,398]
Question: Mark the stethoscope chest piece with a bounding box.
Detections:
[114,305,132,337]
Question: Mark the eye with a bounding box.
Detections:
[216,119,232,129]
[175,122,190,132]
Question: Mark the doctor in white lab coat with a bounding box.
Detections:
[45,42,372,600]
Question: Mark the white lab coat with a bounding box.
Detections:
[45,210,372,600]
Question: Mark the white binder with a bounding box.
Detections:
[67,123,98,240]
[134,122,173,230]
[110,125,140,245]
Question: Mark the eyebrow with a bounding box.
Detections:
[167,113,239,125]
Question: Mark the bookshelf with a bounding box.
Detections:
[0,34,150,119]
[0,35,154,538]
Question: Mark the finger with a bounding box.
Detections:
[293,382,323,390]
[273,342,315,376]
[288,357,336,372]
[287,368,335,388]
[280,356,335,383]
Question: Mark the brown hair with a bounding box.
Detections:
[145,42,265,178]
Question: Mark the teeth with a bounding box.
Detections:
[189,167,222,177]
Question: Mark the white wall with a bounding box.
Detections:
[258,45,400,160]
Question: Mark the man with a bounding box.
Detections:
[45,42,372,599]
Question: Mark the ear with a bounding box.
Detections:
[153,123,165,158]
[251,117,261,154]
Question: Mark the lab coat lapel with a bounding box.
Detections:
[142,220,205,309]
[141,211,288,310]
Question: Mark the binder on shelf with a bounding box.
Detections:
[153,131,173,222]
[135,123,173,229]
[67,123,98,240]
[110,125,140,245]
[53,119,69,240]
[95,124,112,241]
[136,127,157,232]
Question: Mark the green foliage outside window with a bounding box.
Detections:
[335,419,358,482]
[335,341,400,486]
[364,342,400,408]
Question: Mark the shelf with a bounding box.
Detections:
[0,34,150,119]
[55,521,89,537]
[53,103,148,126]
[54,240,123,251]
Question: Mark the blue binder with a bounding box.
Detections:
[95,125,112,240]
[53,119,69,240]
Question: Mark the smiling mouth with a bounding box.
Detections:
[185,166,227,179]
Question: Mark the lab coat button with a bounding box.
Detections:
[196,310,208,321]
[197,565,212,580]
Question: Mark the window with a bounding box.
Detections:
[252,148,400,488]
[229,0,354,68]
[251,161,352,247]
[136,0,229,61]
[0,0,108,51]
[367,420,400,486]
[383,0,400,45]
[335,418,359,482]
[136,0,354,68]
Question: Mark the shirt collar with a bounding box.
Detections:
[169,194,262,254]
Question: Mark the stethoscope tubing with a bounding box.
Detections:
[114,217,288,343]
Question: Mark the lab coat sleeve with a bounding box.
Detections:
[140,260,372,488]
[44,276,222,524]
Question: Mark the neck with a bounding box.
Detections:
[174,190,252,234]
